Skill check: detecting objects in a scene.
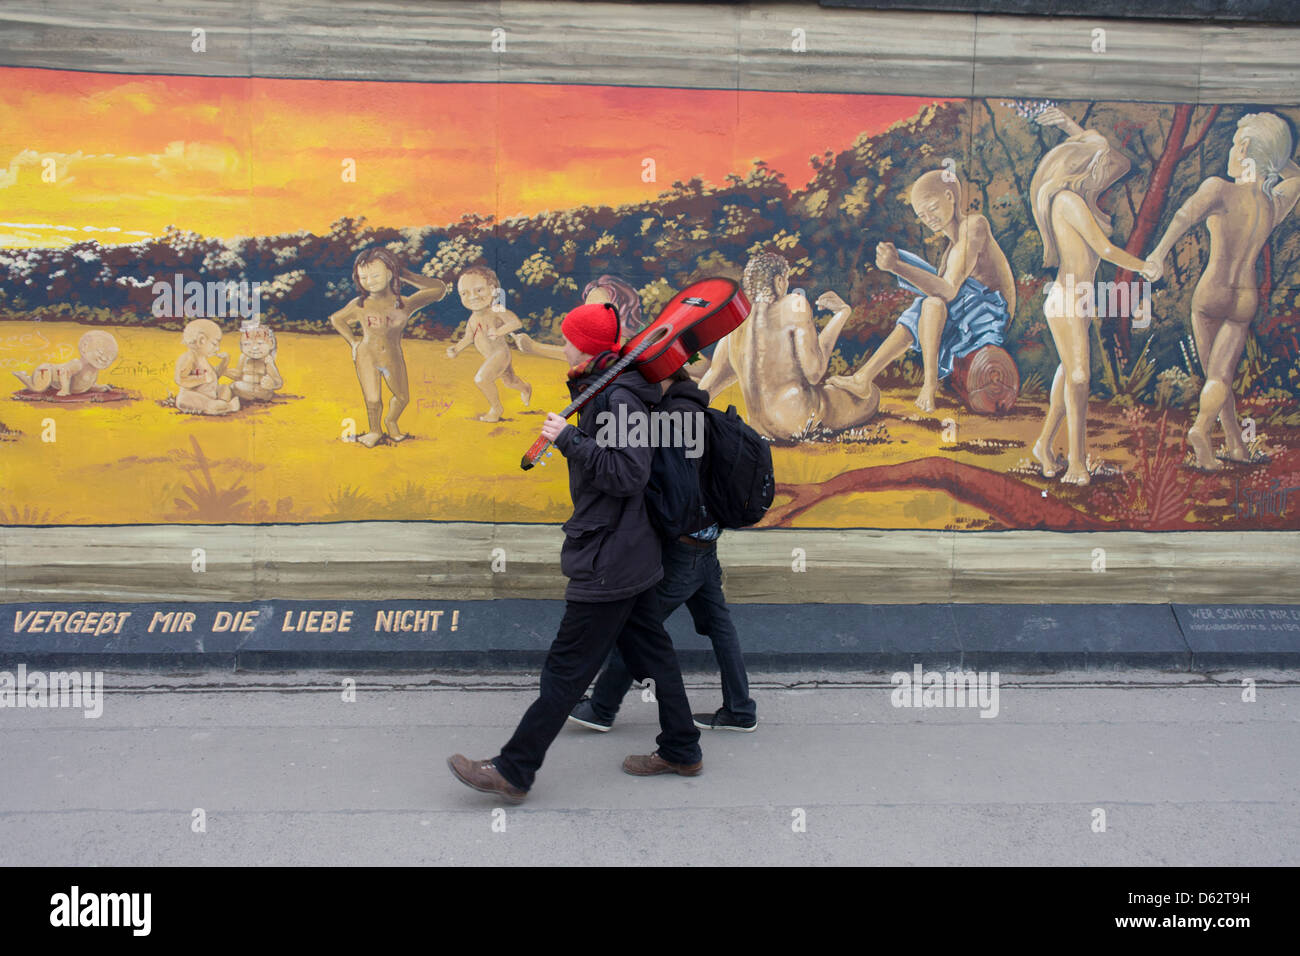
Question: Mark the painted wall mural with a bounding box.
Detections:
[3,66,1300,533]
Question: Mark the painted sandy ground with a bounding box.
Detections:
[1,320,1291,529]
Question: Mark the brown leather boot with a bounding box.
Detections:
[622,751,703,777]
[447,754,527,803]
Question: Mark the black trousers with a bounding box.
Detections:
[493,584,701,791]
[589,536,755,723]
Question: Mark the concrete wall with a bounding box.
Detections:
[2,1,1299,665]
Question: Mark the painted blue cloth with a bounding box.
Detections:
[892,248,1010,380]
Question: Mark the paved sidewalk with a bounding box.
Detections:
[1,669,1297,866]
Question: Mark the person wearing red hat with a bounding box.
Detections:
[448,301,702,802]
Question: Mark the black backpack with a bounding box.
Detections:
[642,393,705,540]
[699,405,774,529]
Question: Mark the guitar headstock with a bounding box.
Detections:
[521,435,556,471]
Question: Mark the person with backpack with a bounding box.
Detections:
[568,364,769,733]
[447,301,702,803]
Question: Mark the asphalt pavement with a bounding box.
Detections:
[1,667,1296,866]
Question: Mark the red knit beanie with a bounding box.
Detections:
[561,302,620,356]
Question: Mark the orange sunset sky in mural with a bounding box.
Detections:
[0,67,943,248]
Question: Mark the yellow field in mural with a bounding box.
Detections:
[5,318,1241,530]
[0,319,981,527]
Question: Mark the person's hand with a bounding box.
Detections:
[260,374,275,389]
[445,345,456,359]
[1035,105,1069,128]
[875,241,900,273]
[540,412,568,442]
[1141,257,1162,283]
[816,291,849,313]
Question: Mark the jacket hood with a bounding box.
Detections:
[661,379,709,410]
[613,368,663,406]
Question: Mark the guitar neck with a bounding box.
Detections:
[560,334,658,418]
[521,278,744,473]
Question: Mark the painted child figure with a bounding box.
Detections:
[175,318,240,415]
[13,330,119,396]
[446,265,531,422]
[330,248,448,447]
[1028,106,1159,485]
[511,274,645,363]
[223,322,283,402]
[826,168,1017,413]
[1145,112,1300,470]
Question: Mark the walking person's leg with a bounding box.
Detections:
[578,538,706,727]
[490,596,634,790]
[585,648,635,723]
[613,585,702,771]
[684,546,756,727]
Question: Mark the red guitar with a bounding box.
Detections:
[521,277,750,470]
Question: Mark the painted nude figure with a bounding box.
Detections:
[222,322,283,402]
[1028,106,1159,485]
[446,265,531,421]
[175,318,239,415]
[331,248,448,447]
[1145,112,1300,470]
[512,274,644,363]
[12,329,118,395]
[826,168,1017,413]
[699,251,878,440]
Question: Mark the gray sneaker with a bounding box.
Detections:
[568,697,614,732]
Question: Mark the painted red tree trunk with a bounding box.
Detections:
[761,457,1105,530]
[1260,242,1273,307]
[1113,104,1221,352]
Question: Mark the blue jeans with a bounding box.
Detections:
[589,537,754,723]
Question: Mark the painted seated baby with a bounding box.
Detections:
[223,322,283,401]
[175,318,240,415]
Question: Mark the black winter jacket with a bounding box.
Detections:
[552,357,664,602]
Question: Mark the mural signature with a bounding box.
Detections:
[417,396,454,415]
[0,332,51,351]
[113,360,172,377]
[0,344,76,367]
[1233,477,1300,519]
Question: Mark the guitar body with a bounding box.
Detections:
[520,277,750,470]
[627,277,750,382]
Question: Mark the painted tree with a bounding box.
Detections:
[1112,103,1221,350]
